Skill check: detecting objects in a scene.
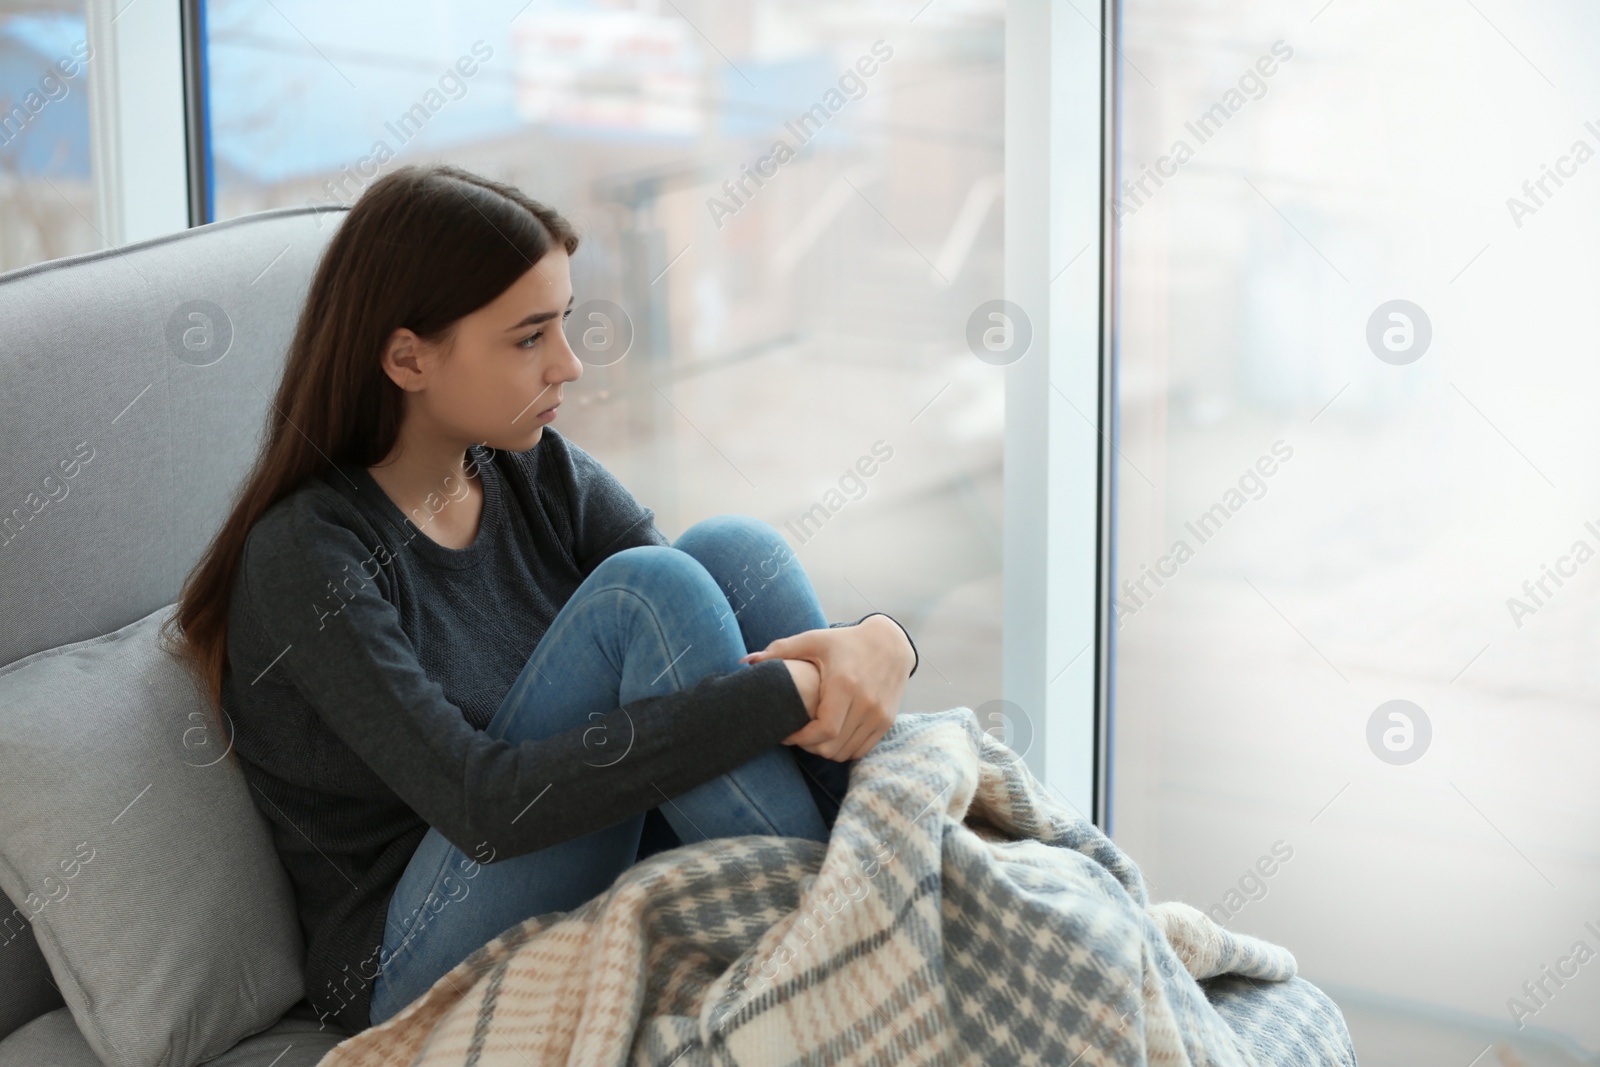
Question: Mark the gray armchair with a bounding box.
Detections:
[0,206,357,1066]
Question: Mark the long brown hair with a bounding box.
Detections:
[161,163,580,729]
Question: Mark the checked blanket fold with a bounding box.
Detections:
[316,710,1357,1066]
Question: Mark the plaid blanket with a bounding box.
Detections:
[316,710,1356,1066]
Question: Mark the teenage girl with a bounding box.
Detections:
[165,163,918,1034]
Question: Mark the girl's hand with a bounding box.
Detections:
[782,658,822,717]
[743,614,915,762]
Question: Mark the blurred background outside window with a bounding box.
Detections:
[0,1,97,267]
[0,0,1008,719]
[1114,2,1600,1062]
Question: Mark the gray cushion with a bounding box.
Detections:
[0,604,307,1067]
[0,1005,351,1067]
[0,904,64,1039]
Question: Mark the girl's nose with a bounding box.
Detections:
[554,328,583,381]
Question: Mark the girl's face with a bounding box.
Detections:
[391,249,582,453]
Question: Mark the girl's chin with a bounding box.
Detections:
[472,425,541,453]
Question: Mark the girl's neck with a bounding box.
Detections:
[367,430,485,548]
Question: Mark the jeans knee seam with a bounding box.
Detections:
[584,581,732,690]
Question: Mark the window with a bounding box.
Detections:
[0,0,190,272]
[202,0,1014,733]
[1114,0,1600,1055]
[0,2,96,270]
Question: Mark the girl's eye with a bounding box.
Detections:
[517,309,573,350]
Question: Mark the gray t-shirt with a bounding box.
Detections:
[221,429,815,1034]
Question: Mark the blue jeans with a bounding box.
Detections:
[367,514,846,1027]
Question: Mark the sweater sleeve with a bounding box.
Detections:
[238,495,811,865]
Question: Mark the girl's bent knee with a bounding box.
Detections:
[588,545,723,605]
[588,550,736,627]
[676,514,793,570]
[585,547,746,669]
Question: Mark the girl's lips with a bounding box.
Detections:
[537,403,559,422]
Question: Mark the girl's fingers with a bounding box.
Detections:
[840,711,884,761]
[840,722,870,762]
[741,633,813,664]
[785,720,830,748]
[794,694,860,760]
[786,699,847,749]
[743,627,836,667]
[837,721,873,762]
[827,699,880,762]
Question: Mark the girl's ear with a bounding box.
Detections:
[379,327,429,391]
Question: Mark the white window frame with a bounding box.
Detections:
[86,0,191,245]
[1003,0,1114,826]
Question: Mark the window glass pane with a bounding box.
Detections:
[0,1,97,271]
[1115,2,1600,1058]
[204,0,1007,716]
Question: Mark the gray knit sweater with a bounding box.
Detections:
[220,430,913,1035]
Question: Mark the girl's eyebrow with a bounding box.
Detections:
[505,294,575,331]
